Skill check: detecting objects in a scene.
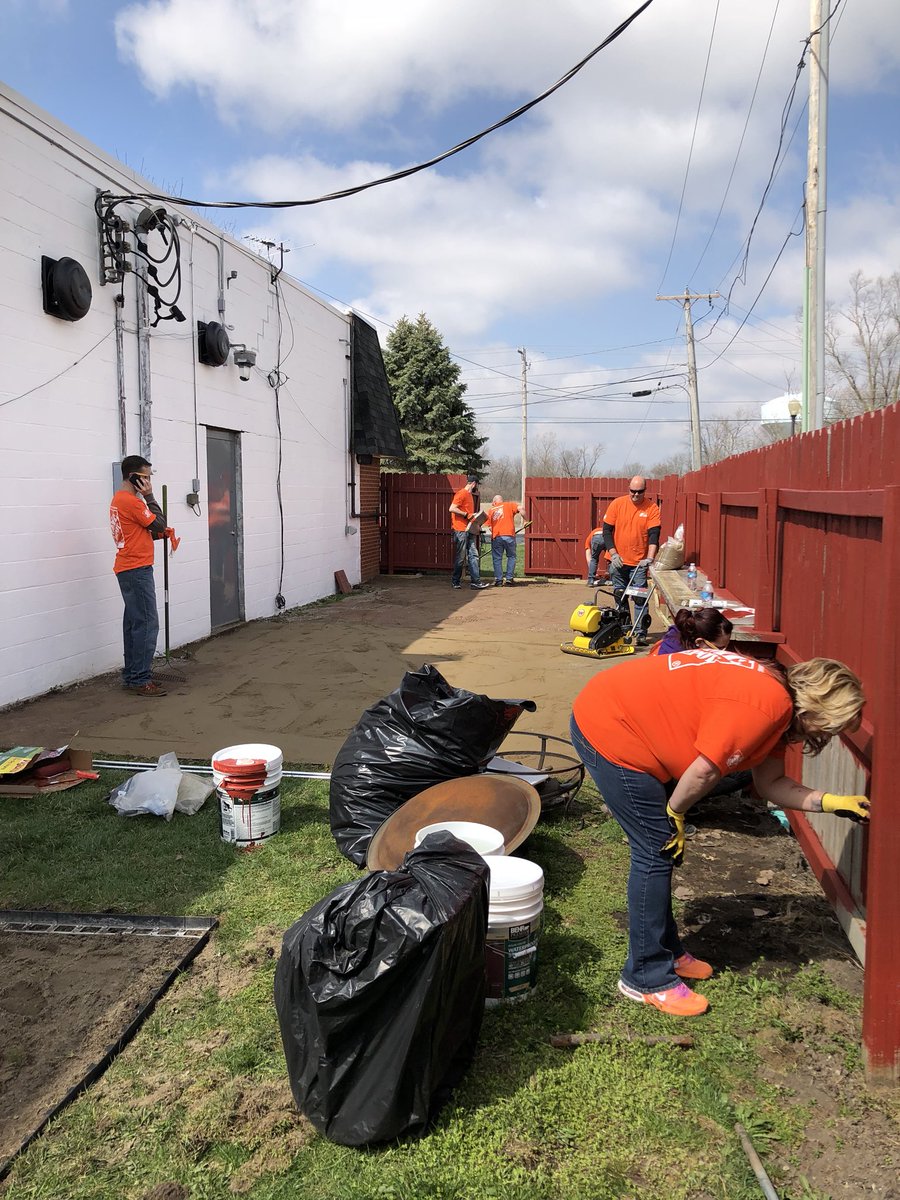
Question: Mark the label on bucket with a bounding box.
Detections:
[485,912,542,1003]
[218,785,281,847]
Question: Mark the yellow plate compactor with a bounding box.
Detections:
[560,596,636,659]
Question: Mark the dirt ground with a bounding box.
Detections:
[0,576,624,765]
[0,933,190,1166]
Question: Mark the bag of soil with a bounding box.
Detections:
[329,664,536,864]
[274,833,489,1146]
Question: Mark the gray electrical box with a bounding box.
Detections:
[111,461,123,495]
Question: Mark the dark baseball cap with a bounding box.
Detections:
[466,474,479,483]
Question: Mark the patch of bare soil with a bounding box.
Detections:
[642,792,900,1199]
[0,933,193,1168]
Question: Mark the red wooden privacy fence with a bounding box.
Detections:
[524,476,665,576]
[381,406,900,1081]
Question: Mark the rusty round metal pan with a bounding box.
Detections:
[365,774,542,872]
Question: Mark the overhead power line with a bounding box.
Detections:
[96,1,657,213]
[657,0,721,291]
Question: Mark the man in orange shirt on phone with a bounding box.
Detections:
[109,455,167,696]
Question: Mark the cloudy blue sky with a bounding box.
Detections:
[2,0,899,468]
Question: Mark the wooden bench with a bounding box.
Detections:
[649,564,785,648]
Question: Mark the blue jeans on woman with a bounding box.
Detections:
[570,713,684,993]
[491,535,517,583]
[116,565,159,686]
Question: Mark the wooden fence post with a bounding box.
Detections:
[862,484,900,1085]
[708,492,723,585]
[755,488,778,630]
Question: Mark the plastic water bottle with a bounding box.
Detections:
[700,580,714,603]
[686,562,697,591]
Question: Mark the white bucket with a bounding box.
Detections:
[218,784,281,848]
[484,856,544,1005]
[212,743,283,849]
[414,821,505,858]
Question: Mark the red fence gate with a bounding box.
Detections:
[380,472,465,573]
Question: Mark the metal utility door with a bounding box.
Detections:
[206,428,244,629]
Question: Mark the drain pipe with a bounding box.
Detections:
[114,290,128,457]
[135,270,152,459]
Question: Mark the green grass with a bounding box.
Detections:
[0,775,876,1198]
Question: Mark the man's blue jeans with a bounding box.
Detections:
[451,530,481,586]
[570,713,684,992]
[587,534,606,582]
[116,565,159,686]
[609,560,650,631]
[491,535,517,582]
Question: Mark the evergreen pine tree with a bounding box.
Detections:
[383,313,487,474]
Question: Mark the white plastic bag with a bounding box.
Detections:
[108,752,214,820]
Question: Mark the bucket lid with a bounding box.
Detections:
[211,743,283,769]
[486,855,544,900]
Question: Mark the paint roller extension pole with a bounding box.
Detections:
[734,1123,780,1200]
[161,484,171,663]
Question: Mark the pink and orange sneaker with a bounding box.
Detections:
[617,978,709,1016]
[674,952,713,981]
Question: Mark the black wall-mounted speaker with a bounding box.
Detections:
[41,255,92,321]
[197,320,231,366]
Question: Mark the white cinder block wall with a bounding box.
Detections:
[0,85,362,709]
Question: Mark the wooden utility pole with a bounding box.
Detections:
[804,0,830,432]
[656,290,720,472]
[518,347,528,501]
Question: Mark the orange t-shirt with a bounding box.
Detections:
[450,487,474,533]
[110,490,157,573]
[584,526,604,551]
[572,648,791,782]
[602,494,662,566]
[487,501,520,537]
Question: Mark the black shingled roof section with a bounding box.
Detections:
[351,314,406,459]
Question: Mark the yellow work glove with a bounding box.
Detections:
[821,794,870,822]
[660,804,686,867]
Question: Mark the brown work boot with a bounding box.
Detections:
[126,681,167,697]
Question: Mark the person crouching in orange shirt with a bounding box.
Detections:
[570,652,867,1016]
[486,494,525,586]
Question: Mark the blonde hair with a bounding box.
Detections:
[784,658,865,755]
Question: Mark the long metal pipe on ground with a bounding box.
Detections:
[93,759,331,781]
[734,1123,780,1200]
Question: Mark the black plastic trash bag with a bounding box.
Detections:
[329,664,536,864]
[274,833,490,1146]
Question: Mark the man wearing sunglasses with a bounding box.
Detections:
[592,476,661,646]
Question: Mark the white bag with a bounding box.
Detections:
[108,752,214,820]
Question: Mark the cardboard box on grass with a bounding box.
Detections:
[0,739,95,797]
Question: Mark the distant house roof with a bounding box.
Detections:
[351,314,405,460]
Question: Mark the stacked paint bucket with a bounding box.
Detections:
[212,743,283,849]
[413,821,544,1005]
[484,856,544,1005]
